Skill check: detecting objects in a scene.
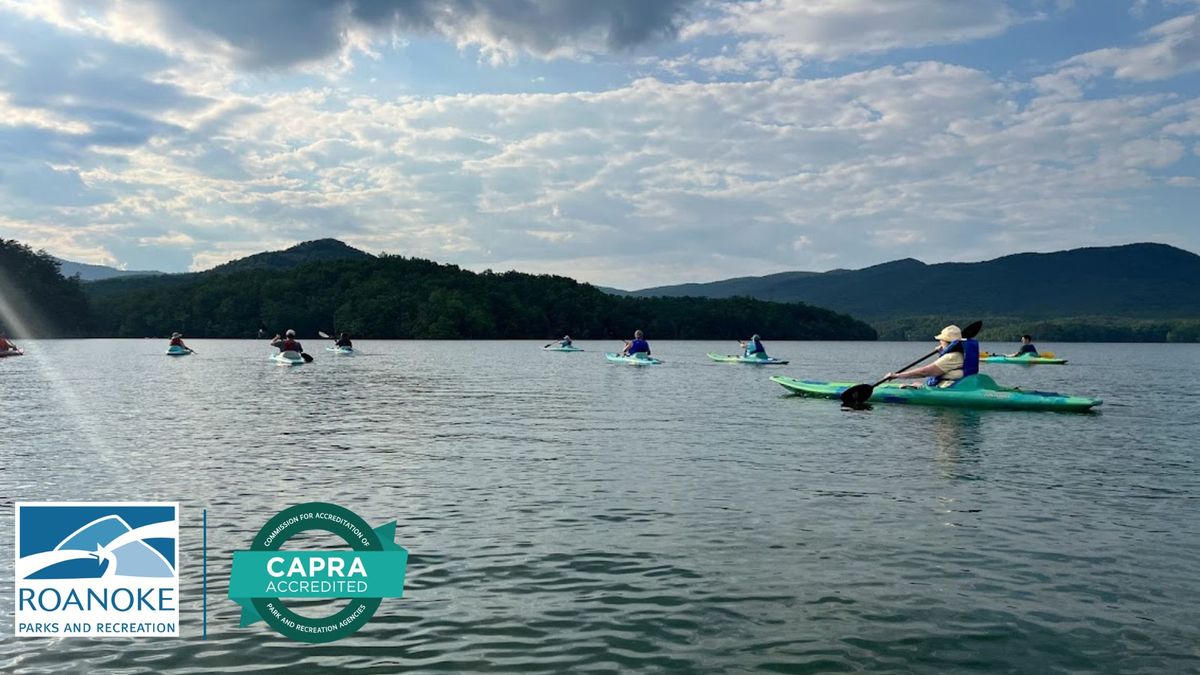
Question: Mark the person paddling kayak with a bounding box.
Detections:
[1007,334,1039,358]
[0,331,17,352]
[271,329,304,353]
[168,332,193,352]
[740,334,768,359]
[885,324,979,387]
[621,330,651,357]
[557,335,573,348]
[334,332,353,348]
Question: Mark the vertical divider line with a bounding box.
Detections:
[203,508,208,640]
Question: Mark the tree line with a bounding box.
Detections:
[68,253,877,340]
[874,315,1200,343]
[0,239,93,337]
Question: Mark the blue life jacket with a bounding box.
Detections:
[628,339,650,355]
[1017,343,1038,356]
[925,338,979,386]
[745,339,766,357]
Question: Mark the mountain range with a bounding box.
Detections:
[28,239,1200,341]
[56,258,164,281]
[619,243,1200,321]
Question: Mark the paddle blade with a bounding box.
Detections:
[301,352,314,363]
[961,320,983,339]
[839,383,874,408]
[318,331,331,339]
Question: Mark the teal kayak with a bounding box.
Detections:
[707,353,789,365]
[769,374,1101,412]
[981,354,1068,365]
[166,345,192,356]
[544,345,584,352]
[326,346,354,355]
[605,352,662,366]
[272,350,305,366]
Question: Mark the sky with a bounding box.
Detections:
[0,0,1199,289]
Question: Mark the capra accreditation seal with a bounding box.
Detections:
[228,502,407,643]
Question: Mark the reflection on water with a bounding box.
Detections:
[928,408,985,480]
[1,339,1198,674]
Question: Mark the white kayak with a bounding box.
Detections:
[0,348,24,358]
[544,345,584,352]
[326,346,354,355]
[166,345,193,356]
[605,352,662,366]
[272,350,306,366]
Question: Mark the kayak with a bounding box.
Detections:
[272,350,306,366]
[769,374,1101,412]
[544,345,584,352]
[605,352,662,366]
[326,346,354,355]
[166,346,192,356]
[982,354,1068,365]
[707,353,789,365]
[0,348,23,358]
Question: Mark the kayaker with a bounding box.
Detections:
[271,329,304,353]
[1007,335,1039,358]
[335,332,353,348]
[168,332,192,352]
[558,335,573,348]
[0,331,17,352]
[740,334,767,359]
[622,330,651,357]
[885,325,979,387]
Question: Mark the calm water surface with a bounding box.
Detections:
[1,340,1198,673]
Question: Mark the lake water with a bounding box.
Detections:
[1,340,1198,673]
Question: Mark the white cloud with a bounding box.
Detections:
[683,0,1023,73]
[1110,138,1186,167]
[0,214,120,266]
[1068,12,1200,81]
[137,231,195,247]
[5,59,1186,285]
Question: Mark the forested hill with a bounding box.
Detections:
[628,243,1200,320]
[208,238,372,274]
[83,253,877,340]
[0,239,92,337]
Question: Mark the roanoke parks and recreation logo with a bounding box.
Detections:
[15,502,179,637]
[228,502,408,643]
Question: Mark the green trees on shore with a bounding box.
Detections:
[84,255,878,340]
[0,239,92,337]
[873,316,1200,343]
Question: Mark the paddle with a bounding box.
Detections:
[840,320,983,408]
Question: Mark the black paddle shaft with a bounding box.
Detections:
[840,320,983,407]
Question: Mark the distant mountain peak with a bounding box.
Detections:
[861,257,926,272]
[283,238,364,254]
[207,238,372,274]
